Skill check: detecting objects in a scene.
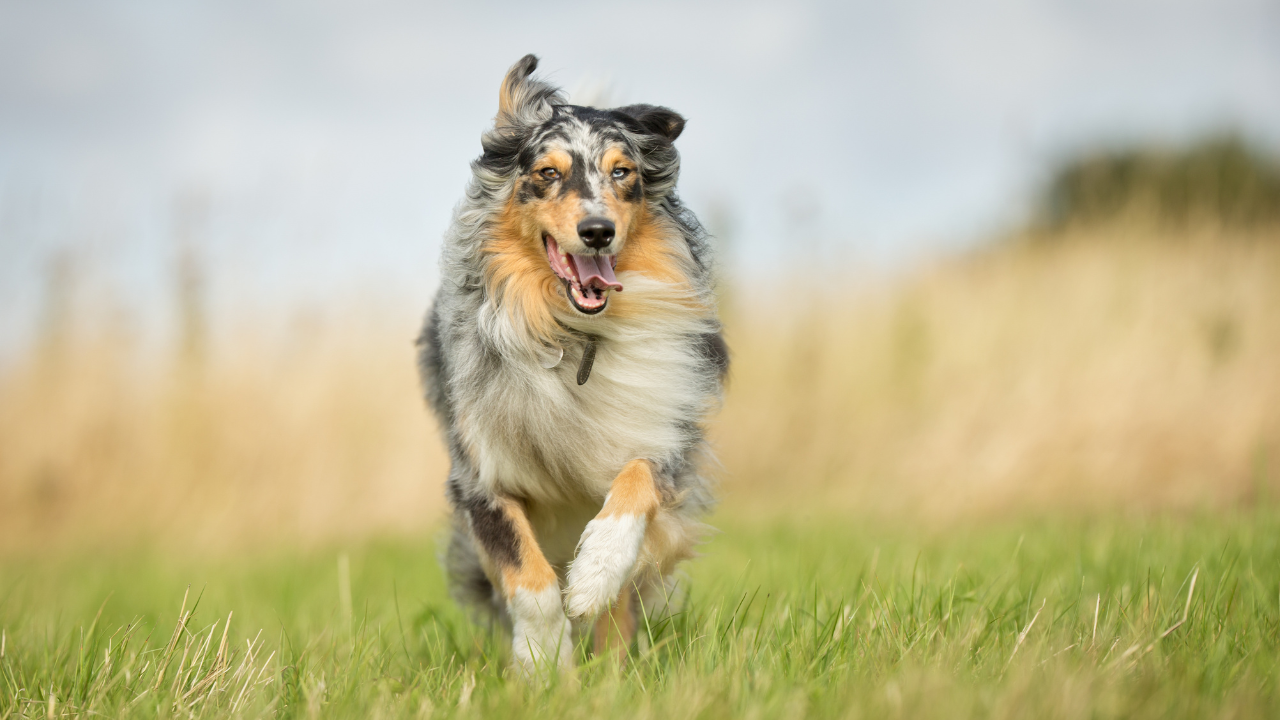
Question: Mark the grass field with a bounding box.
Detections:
[3,228,1279,717]
[3,510,1279,719]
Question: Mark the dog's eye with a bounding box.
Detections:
[611,167,632,179]
[539,167,560,181]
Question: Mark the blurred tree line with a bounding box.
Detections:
[1034,134,1280,233]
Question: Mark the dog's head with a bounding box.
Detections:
[477,55,685,317]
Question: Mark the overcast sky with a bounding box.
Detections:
[1,0,1278,351]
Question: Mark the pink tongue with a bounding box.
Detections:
[571,254,623,292]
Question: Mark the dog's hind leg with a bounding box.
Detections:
[565,459,660,620]
[592,585,637,662]
[443,515,508,629]
[461,493,573,675]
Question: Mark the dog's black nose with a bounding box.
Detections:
[577,217,616,249]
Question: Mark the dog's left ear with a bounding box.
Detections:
[615,104,686,144]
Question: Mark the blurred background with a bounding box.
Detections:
[1,0,1278,553]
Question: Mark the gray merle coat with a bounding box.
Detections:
[417,54,727,674]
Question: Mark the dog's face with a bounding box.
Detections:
[480,56,685,317]
[515,110,650,314]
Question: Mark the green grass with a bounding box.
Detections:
[2,511,1279,719]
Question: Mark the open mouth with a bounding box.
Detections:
[544,235,623,314]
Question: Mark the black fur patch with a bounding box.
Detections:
[700,331,730,379]
[478,128,525,176]
[443,516,505,624]
[613,104,686,143]
[416,302,453,427]
[462,494,521,568]
[562,151,592,200]
[517,178,545,203]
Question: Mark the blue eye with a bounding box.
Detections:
[612,167,632,179]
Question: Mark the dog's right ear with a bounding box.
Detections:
[495,54,563,129]
[614,104,686,144]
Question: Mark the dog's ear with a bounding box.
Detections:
[496,54,563,129]
[615,104,686,144]
[610,104,685,199]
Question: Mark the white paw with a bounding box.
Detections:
[564,514,647,619]
[509,585,574,675]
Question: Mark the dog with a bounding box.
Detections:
[417,54,727,674]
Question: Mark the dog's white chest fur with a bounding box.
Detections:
[455,276,712,509]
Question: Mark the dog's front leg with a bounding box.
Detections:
[464,493,573,675]
[565,459,659,620]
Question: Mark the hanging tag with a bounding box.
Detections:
[576,340,597,386]
[537,343,564,369]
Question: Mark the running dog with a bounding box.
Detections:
[418,54,727,674]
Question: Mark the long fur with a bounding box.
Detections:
[417,55,727,654]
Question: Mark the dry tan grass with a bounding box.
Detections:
[2,227,1277,551]
[718,226,1280,519]
[0,310,448,552]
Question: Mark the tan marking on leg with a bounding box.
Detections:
[478,495,574,674]
[592,586,636,661]
[494,496,558,595]
[563,461,661,619]
[599,459,660,520]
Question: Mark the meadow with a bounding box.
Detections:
[3,513,1280,718]
[2,224,1279,717]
